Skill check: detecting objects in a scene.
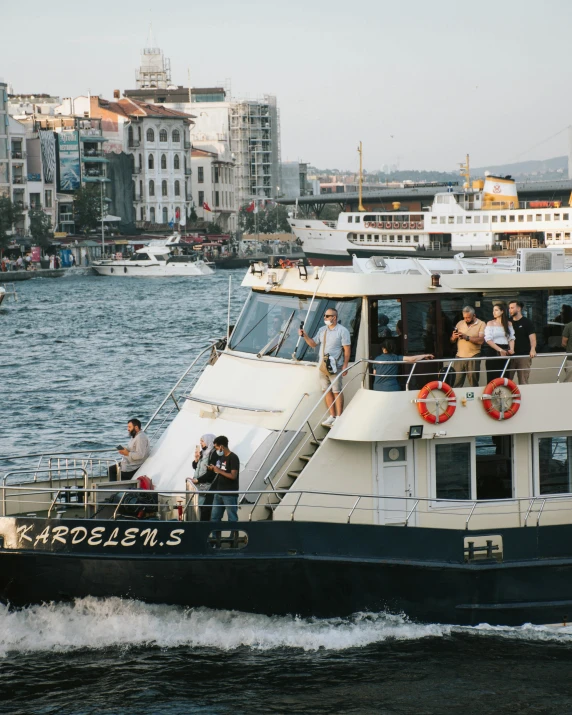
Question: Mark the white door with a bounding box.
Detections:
[375,442,413,524]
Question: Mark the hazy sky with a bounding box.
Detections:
[3,0,572,172]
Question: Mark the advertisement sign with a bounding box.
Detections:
[58,131,81,190]
[31,246,41,262]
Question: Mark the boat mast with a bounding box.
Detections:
[358,141,365,211]
[459,153,470,189]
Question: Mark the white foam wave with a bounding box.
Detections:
[2,598,572,656]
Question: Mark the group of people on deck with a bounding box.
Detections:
[372,300,543,390]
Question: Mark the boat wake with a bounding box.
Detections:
[2,597,572,656]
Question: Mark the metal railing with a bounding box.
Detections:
[1,467,89,517]
[3,485,572,530]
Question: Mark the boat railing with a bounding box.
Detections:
[1,467,89,517]
[143,340,223,441]
[0,450,119,484]
[363,352,571,389]
[4,485,572,529]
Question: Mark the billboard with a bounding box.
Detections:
[39,130,57,183]
[58,131,80,190]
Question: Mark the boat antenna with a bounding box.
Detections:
[227,275,232,341]
[459,153,470,189]
[358,141,365,212]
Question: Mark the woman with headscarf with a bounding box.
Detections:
[191,433,217,520]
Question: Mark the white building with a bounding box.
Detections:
[191,146,236,232]
[7,93,61,119]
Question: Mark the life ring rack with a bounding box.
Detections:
[415,380,457,424]
[481,377,521,420]
[279,258,294,269]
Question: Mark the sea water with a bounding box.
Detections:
[2,272,572,714]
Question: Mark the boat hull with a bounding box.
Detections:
[3,517,572,626]
[92,262,213,277]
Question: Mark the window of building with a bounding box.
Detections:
[198,191,204,207]
[172,129,180,143]
[161,154,167,170]
[138,154,142,170]
[162,180,168,197]
[174,154,180,170]
[149,179,155,197]
[537,435,572,494]
[140,206,146,220]
[159,129,168,143]
[150,206,155,221]
[138,126,142,141]
[197,166,204,183]
[146,128,155,142]
[163,206,168,223]
[128,126,134,147]
[214,166,220,183]
[148,154,154,170]
[215,191,220,207]
[139,180,143,198]
[44,190,52,208]
[174,180,180,196]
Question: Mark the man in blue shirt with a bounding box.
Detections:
[299,307,351,426]
[373,340,434,391]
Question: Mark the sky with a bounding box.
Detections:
[3,0,572,173]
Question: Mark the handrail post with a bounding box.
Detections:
[291,491,303,521]
[557,355,568,383]
[524,497,536,527]
[47,490,62,518]
[536,499,547,527]
[405,362,416,391]
[113,492,127,520]
[347,496,361,523]
[404,499,419,527]
[465,501,477,530]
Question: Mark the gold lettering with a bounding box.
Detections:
[120,527,140,547]
[35,526,50,545]
[17,525,34,543]
[87,527,105,546]
[140,528,158,547]
[103,527,120,547]
[166,529,184,547]
[51,526,69,545]
[70,526,88,544]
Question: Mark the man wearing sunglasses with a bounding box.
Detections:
[299,307,351,426]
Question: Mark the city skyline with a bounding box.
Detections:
[3,0,572,173]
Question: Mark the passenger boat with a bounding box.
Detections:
[92,234,214,277]
[3,250,572,626]
[289,172,572,265]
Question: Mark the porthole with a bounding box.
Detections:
[110,267,114,273]
[124,267,128,273]
[208,530,248,550]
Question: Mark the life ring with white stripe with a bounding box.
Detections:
[416,381,456,424]
[481,377,521,420]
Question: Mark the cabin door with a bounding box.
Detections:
[375,442,414,525]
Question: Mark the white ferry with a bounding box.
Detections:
[290,174,572,265]
[92,234,214,277]
[3,250,572,626]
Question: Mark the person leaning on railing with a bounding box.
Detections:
[450,306,485,388]
[483,302,515,383]
[372,339,434,391]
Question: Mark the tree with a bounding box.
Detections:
[73,185,102,235]
[0,197,21,254]
[189,206,198,223]
[28,209,53,249]
[238,203,292,234]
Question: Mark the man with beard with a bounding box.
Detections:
[108,418,151,481]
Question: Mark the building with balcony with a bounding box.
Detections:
[0,83,10,202]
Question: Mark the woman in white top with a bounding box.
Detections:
[484,302,515,382]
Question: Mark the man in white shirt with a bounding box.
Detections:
[108,418,151,481]
[299,308,351,426]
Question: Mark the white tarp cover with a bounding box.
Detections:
[138,410,272,493]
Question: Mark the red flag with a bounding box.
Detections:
[203,202,212,212]
[246,201,255,213]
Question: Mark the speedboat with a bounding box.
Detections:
[92,234,214,277]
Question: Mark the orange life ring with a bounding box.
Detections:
[416,381,456,424]
[393,223,399,230]
[279,259,293,269]
[482,377,521,420]
[403,222,410,230]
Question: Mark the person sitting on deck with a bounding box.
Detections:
[108,418,150,482]
[372,339,434,391]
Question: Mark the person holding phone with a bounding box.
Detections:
[190,433,217,520]
[108,418,150,481]
[450,306,486,387]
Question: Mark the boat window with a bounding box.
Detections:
[527,215,533,222]
[167,255,194,263]
[131,253,151,261]
[404,300,437,354]
[564,213,569,220]
[431,216,437,224]
[389,235,395,242]
[566,233,571,239]
[536,214,542,221]
[545,214,551,221]
[369,298,403,360]
[457,216,463,224]
[397,235,403,243]
[474,216,480,223]
[492,216,498,223]
[405,236,410,243]
[413,236,419,243]
[348,216,353,223]
[509,215,515,222]
[364,215,376,222]
[500,216,506,223]
[482,215,489,223]
[555,214,561,221]
[518,215,524,222]
[435,442,471,499]
[374,235,379,242]
[476,435,512,499]
[466,216,472,224]
[448,216,454,224]
[229,292,361,362]
[537,436,572,495]
[355,216,361,223]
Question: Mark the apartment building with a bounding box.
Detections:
[191,147,236,232]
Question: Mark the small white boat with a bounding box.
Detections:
[92,234,214,277]
[0,287,5,307]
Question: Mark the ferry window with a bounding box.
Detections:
[404,301,437,354]
[564,213,569,220]
[566,233,571,239]
[440,216,446,224]
[476,435,512,500]
[500,216,506,223]
[509,215,515,222]
[518,215,524,222]
[556,233,562,239]
[369,298,403,358]
[431,217,437,225]
[555,214,561,221]
[457,216,463,224]
[413,236,419,243]
[405,236,410,243]
[545,214,551,221]
[360,234,365,240]
[474,216,480,224]
[355,216,361,223]
[492,216,498,223]
[389,235,395,242]
[466,216,472,224]
[397,235,403,243]
[527,215,533,222]
[348,216,353,223]
[448,216,454,224]
[482,216,489,223]
[536,214,542,221]
[364,215,376,222]
[537,436,572,494]
[435,442,471,500]
[229,293,361,362]
[547,233,553,239]
[374,235,379,242]
[382,236,387,242]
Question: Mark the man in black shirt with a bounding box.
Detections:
[509,301,536,384]
[209,435,240,522]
